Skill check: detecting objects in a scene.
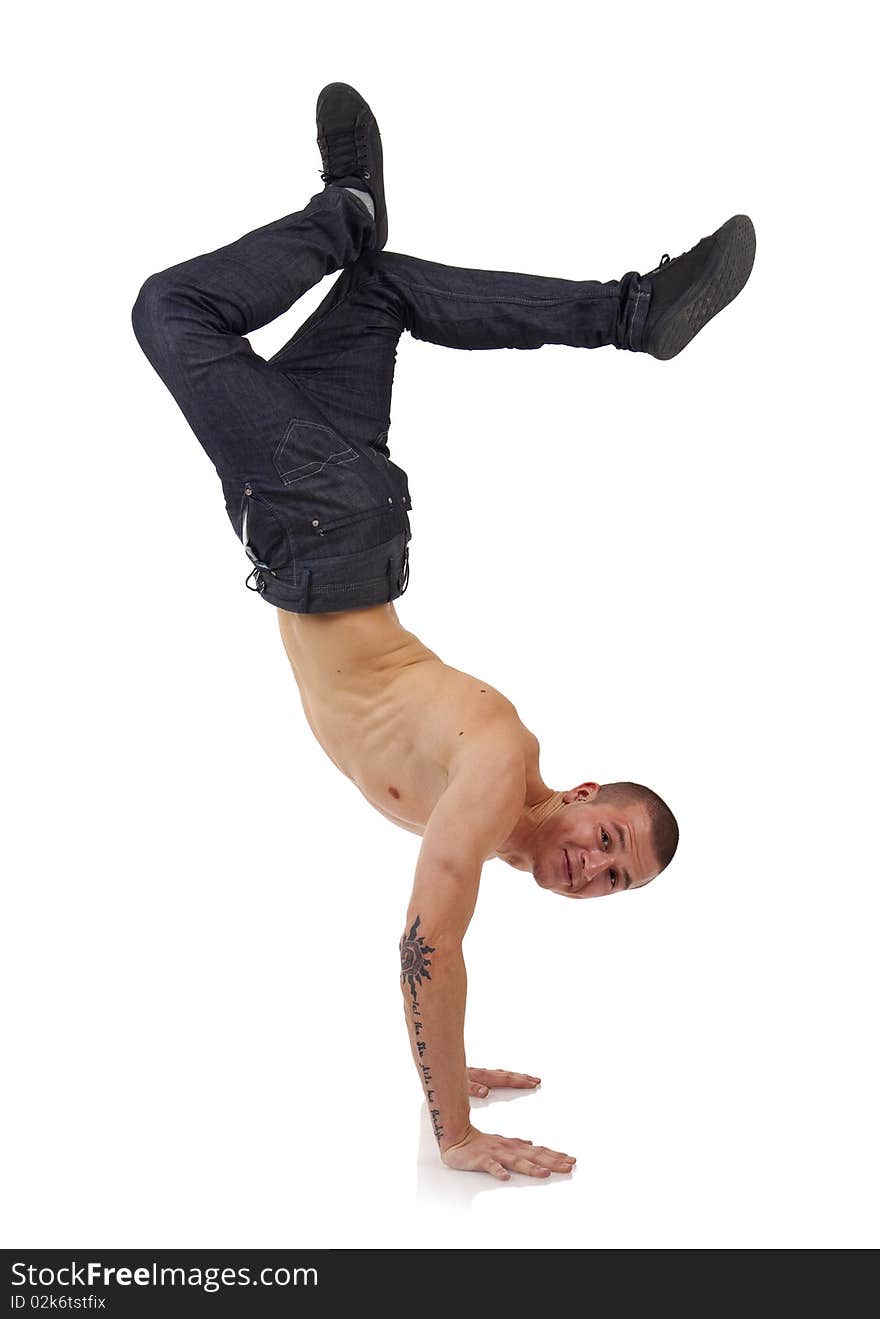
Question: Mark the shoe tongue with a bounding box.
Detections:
[649,234,714,306]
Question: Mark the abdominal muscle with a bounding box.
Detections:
[276,604,520,835]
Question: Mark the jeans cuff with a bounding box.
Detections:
[621,273,652,352]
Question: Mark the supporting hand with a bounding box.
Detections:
[442,1126,575,1180]
[467,1067,541,1098]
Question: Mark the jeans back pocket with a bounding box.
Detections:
[273,419,360,486]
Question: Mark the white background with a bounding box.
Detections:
[3,0,877,1250]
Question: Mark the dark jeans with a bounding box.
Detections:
[132,186,651,613]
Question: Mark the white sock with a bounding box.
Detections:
[344,187,375,220]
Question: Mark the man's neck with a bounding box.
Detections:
[495,785,565,871]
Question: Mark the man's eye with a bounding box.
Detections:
[601,829,611,849]
[609,869,618,889]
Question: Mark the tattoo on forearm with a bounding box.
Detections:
[400,915,434,1000]
[400,916,444,1143]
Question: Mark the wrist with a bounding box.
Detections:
[439,1122,474,1154]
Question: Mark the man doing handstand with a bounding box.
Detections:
[132,84,755,1180]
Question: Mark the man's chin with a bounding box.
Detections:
[534,871,562,895]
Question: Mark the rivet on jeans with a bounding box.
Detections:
[311,518,320,527]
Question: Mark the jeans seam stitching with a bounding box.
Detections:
[273,419,360,484]
[390,274,617,309]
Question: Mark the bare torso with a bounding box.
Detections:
[277,603,542,838]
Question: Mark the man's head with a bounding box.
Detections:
[532,781,679,898]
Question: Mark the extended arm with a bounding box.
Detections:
[400,763,576,1180]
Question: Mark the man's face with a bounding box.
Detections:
[533,788,660,898]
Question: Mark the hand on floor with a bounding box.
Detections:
[467,1067,541,1098]
[442,1127,575,1181]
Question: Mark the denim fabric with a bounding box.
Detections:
[132,187,651,613]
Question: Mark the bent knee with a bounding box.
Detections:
[131,270,205,362]
[131,271,175,358]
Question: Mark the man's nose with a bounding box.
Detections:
[579,851,606,880]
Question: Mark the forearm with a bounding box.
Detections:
[399,915,471,1150]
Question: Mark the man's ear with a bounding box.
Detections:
[561,781,600,805]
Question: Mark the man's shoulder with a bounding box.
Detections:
[444,680,531,802]
[425,669,534,855]
[441,733,527,841]
[424,751,526,871]
[450,718,528,787]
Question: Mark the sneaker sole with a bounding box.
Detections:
[649,214,756,361]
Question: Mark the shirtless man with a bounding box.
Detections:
[132,84,755,1180]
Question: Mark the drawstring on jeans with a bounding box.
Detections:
[386,545,410,600]
[245,565,265,594]
[246,564,312,608]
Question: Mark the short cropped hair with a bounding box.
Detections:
[596,781,679,876]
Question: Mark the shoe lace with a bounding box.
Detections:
[319,125,371,184]
[646,229,707,277]
[645,253,671,276]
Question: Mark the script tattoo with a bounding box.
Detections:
[400,915,443,1143]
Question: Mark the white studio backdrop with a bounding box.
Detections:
[2,0,877,1249]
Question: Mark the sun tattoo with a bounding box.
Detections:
[399,916,435,1001]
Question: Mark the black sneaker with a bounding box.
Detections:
[316,82,387,250]
[641,214,756,360]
